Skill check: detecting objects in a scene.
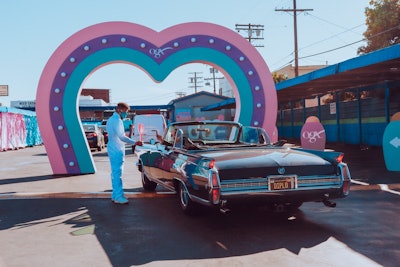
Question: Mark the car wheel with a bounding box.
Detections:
[178,182,196,215]
[141,170,157,191]
[97,144,102,151]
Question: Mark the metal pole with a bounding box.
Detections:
[357,88,362,145]
[335,92,340,142]
[385,82,390,124]
[194,72,198,93]
[275,2,312,78]
[293,0,299,77]
[212,68,216,94]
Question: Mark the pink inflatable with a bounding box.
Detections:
[301,117,326,150]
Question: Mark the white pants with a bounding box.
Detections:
[109,149,125,200]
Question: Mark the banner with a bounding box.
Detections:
[0,107,42,151]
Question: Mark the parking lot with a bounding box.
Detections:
[0,143,399,266]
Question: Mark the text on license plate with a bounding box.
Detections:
[268,175,297,191]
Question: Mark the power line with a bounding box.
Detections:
[299,23,365,52]
[305,13,365,35]
[271,23,365,70]
[298,24,400,60]
[298,39,365,59]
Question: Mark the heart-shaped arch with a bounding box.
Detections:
[36,22,277,175]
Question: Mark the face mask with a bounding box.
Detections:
[120,112,127,119]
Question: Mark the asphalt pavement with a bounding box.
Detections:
[0,142,399,267]
[0,141,399,199]
[298,139,400,186]
[2,139,398,199]
[0,145,142,199]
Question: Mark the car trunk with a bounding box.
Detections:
[195,147,337,180]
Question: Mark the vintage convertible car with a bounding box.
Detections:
[136,121,351,215]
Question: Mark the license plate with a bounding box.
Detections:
[268,175,297,191]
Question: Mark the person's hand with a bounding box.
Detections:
[155,131,163,141]
[136,141,143,146]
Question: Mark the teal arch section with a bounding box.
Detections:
[64,47,253,173]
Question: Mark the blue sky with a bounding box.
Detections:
[0,0,370,106]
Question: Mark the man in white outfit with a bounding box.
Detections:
[106,102,142,204]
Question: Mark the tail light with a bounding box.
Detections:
[210,171,220,204]
[336,153,344,163]
[87,133,97,138]
[209,159,215,169]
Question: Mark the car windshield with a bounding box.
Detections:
[239,126,271,144]
[165,122,240,144]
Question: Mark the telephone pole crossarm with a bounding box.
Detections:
[235,23,265,47]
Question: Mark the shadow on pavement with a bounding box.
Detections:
[2,195,395,266]
[0,175,70,186]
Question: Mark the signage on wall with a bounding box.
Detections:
[330,102,336,115]
[11,100,36,108]
[0,85,8,96]
[175,108,192,122]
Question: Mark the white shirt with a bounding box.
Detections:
[106,112,136,154]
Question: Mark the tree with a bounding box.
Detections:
[322,91,357,104]
[272,72,288,84]
[358,0,400,54]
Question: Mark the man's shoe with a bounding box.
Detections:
[112,197,129,205]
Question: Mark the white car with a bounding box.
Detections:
[82,124,105,151]
[131,114,167,150]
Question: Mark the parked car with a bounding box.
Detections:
[83,124,105,151]
[136,121,351,215]
[98,125,108,145]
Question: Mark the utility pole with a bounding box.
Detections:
[204,67,224,94]
[188,72,203,93]
[235,23,264,48]
[276,0,313,77]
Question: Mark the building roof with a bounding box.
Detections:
[275,44,400,103]
[201,44,400,110]
[200,98,235,111]
[274,64,327,79]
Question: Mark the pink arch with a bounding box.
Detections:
[36,22,277,174]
